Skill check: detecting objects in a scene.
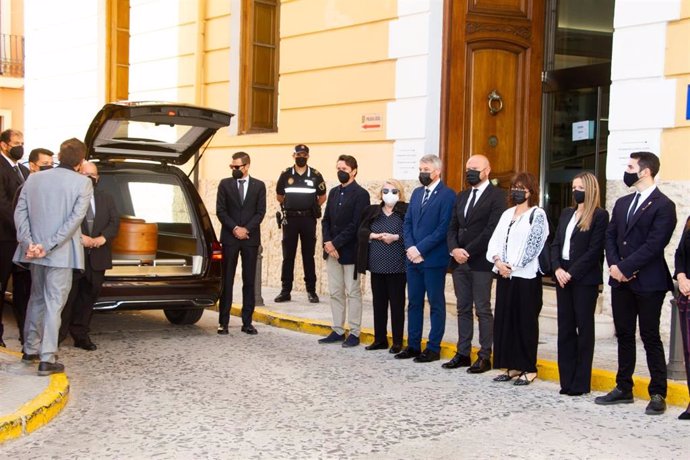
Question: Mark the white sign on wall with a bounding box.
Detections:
[606,129,662,180]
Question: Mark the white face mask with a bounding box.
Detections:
[382,193,399,206]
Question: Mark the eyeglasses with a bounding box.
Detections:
[510,187,527,192]
[382,188,399,195]
[230,164,247,170]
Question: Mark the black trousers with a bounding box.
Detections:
[556,281,598,393]
[611,286,667,397]
[280,216,317,293]
[0,240,20,341]
[219,243,258,327]
[370,272,406,345]
[11,268,31,343]
[59,261,105,342]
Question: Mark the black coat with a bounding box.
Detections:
[216,176,267,247]
[356,201,408,274]
[0,158,29,241]
[446,183,505,272]
[550,207,608,286]
[83,190,120,271]
[674,216,690,279]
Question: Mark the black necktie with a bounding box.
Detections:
[86,203,95,235]
[627,192,640,224]
[422,188,430,206]
[13,165,24,183]
[465,188,478,219]
[238,179,246,205]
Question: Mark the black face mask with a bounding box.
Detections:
[295,157,308,168]
[38,165,53,171]
[572,190,585,204]
[466,169,481,186]
[623,171,639,188]
[419,172,432,186]
[337,170,350,184]
[511,190,527,204]
[9,145,23,161]
[232,169,244,179]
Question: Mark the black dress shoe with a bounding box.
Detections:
[365,340,389,351]
[0,338,6,348]
[467,357,491,374]
[645,394,666,415]
[37,361,65,376]
[567,391,585,396]
[559,389,569,395]
[414,349,440,363]
[307,292,320,303]
[217,325,229,335]
[594,387,634,405]
[441,353,471,369]
[394,347,420,359]
[679,411,690,420]
[274,292,291,302]
[241,325,258,335]
[389,344,402,354]
[73,338,98,351]
[22,353,39,364]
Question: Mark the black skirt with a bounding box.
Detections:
[493,276,542,372]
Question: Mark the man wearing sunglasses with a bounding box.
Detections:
[275,144,327,304]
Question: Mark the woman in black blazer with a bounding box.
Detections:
[550,172,608,396]
[673,216,690,420]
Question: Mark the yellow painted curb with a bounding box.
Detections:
[0,349,70,444]
[232,305,690,407]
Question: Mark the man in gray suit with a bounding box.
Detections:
[14,138,92,376]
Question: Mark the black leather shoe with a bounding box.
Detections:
[594,387,634,405]
[241,325,258,335]
[217,325,229,335]
[37,361,65,376]
[22,353,39,364]
[274,292,291,302]
[679,411,690,420]
[365,340,389,351]
[389,344,402,354]
[645,394,666,415]
[318,331,345,344]
[441,353,471,369]
[74,338,98,351]
[414,349,440,363]
[0,338,6,348]
[466,357,491,374]
[394,347,420,359]
[307,292,320,303]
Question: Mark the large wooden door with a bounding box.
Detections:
[442,0,546,191]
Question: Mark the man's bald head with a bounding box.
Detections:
[81,161,99,184]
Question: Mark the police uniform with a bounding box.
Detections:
[276,165,326,296]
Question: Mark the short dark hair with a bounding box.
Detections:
[232,151,250,164]
[510,171,539,207]
[29,148,54,164]
[630,151,660,177]
[337,154,357,171]
[0,129,21,144]
[58,138,87,168]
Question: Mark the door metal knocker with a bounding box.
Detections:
[488,90,503,116]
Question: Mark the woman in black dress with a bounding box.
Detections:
[674,216,690,419]
[357,179,408,353]
[550,172,608,396]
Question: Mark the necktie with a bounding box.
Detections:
[422,188,430,207]
[13,165,24,183]
[86,203,95,235]
[465,188,478,219]
[238,179,246,205]
[627,192,640,224]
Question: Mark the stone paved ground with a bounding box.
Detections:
[1,309,689,459]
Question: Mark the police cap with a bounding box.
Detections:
[294,144,309,154]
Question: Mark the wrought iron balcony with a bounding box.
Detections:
[0,33,24,78]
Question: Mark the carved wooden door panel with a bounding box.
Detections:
[442,0,545,191]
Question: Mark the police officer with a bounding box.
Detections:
[275,144,326,303]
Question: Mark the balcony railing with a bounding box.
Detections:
[0,34,25,78]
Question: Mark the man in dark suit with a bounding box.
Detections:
[444,154,505,373]
[396,154,455,363]
[216,151,266,335]
[0,128,28,347]
[59,161,120,350]
[319,155,370,348]
[596,151,677,415]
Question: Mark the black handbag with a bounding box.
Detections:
[529,208,552,276]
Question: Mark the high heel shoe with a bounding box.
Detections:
[513,372,537,386]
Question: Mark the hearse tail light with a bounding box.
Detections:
[211,242,223,261]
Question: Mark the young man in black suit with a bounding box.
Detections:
[596,151,677,415]
[216,152,266,335]
[59,161,120,350]
[0,129,28,347]
[444,154,505,373]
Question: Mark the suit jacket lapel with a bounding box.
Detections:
[420,182,444,216]
[625,188,658,235]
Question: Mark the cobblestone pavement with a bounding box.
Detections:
[1,309,689,459]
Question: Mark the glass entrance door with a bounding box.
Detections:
[541,0,614,222]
